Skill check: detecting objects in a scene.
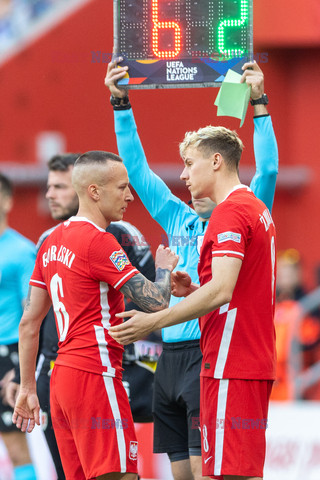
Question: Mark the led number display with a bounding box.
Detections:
[114,0,253,89]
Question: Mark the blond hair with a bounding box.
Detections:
[179,126,244,171]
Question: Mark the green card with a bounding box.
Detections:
[214,69,251,127]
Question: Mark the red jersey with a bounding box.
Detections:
[199,186,277,380]
[30,217,139,378]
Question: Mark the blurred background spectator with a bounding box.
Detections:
[0,0,66,54]
[271,249,320,401]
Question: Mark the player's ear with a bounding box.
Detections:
[211,153,223,171]
[88,184,100,201]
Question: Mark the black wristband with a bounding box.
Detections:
[250,93,269,106]
[110,95,131,111]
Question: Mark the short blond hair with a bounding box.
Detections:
[179,126,244,171]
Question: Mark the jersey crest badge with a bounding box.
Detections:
[109,249,130,271]
[129,441,138,460]
[218,231,241,244]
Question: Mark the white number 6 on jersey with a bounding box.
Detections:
[50,273,70,342]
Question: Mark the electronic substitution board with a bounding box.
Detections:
[114,0,253,89]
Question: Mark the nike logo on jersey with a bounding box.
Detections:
[204,456,212,464]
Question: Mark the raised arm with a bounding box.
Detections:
[105,59,191,232]
[120,245,178,313]
[241,62,279,212]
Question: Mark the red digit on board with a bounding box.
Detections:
[152,0,182,59]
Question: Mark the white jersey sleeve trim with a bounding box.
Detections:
[30,279,47,287]
[114,269,139,289]
[212,250,244,258]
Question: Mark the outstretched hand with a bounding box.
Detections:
[109,310,159,345]
[12,390,40,433]
[241,61,265,100]
[155,245,179,273]
[105,57,129,99]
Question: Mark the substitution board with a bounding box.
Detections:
[113,0,253,89]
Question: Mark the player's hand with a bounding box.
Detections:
[155,245,179,273]
[105,56,129,99]
[240,61,264,100]
[110,310,159,345]
[12,390,40,433]
[171,271,192,297]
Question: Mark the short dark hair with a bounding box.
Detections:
[48,153,80,172]
[74,151,123,167]
[0,173,13,197]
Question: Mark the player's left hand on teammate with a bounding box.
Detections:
[171,271,192,297]
[110,310,157,345]
[240,61,264,100]
[12,390,40,433]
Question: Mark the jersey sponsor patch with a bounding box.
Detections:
[109,249,130,271]
[218,231,241,244]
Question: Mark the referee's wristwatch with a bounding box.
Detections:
[110,94,131,110]
[250,93,269,106]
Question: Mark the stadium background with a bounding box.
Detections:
[1,0,320,288]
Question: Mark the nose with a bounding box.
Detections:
[126,187,134,203]
[46,186,54,199]
[180,166,188,181]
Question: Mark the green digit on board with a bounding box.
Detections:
[217,0,249,57]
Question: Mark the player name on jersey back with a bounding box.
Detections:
[42,244,75,269]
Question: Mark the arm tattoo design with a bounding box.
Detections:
[23,287,32,311]
[120,269,171,313]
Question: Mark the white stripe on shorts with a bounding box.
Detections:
[214,379,229,476]
[103,376,127,473]
[214,307,237,378]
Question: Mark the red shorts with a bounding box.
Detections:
[200,377,273,479]
[50,365,138,480]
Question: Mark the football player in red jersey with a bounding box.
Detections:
[110,127,276,480]
[13,151,178,480]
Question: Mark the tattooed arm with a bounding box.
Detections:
[120,269,172,313]
[120,245,178,313]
